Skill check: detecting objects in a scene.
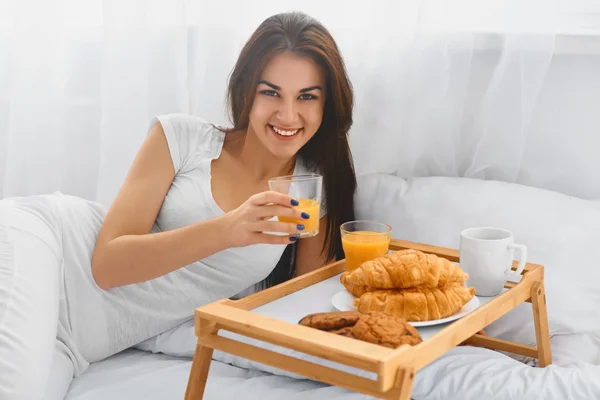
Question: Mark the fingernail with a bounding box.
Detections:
[297,224,305,231]
[289,236,299,242]
[301,212,310,219]
[291,199,299,206]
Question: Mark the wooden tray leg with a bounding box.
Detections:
[384,367,415,400]
[185,341,214,400]
[531,281,552,367]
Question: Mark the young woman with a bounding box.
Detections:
[92,10,356,292]
[0,11,356,400]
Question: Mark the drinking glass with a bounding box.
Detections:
[268,174,322,238]
[340,220,392,271]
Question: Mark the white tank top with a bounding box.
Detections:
[62,113,324,365]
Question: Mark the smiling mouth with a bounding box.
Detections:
[270,124,302,137]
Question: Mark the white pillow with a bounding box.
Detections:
[355,174,600,346]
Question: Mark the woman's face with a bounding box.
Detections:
[248,52,326,160]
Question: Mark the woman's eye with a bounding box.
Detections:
[299,93,317,100]
[260,90,278,97]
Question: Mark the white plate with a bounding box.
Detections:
[331,290,481,327]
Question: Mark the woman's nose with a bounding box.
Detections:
[277,98,298,123]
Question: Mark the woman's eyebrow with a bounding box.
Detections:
[258,80,280,90]
[299,85,322,93]
[258,80,322,93]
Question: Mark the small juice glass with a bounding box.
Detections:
[340,220,392,271]
[268,174,322,238]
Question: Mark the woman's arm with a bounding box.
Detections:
[92,122,305,290]
[295,216,335,276]
[91,122,231,290]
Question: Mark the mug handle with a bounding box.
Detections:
[505,243,527,279]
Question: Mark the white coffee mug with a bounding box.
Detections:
[459,227,527,297]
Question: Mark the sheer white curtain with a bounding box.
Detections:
[1,0,598,205]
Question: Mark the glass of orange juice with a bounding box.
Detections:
[340,220,392,271]
[268,174,322,238]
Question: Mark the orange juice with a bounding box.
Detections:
[278,198,321,236]
[342,231,390,271]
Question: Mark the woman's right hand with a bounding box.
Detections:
[220,191,310,247]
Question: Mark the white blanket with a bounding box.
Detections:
[67,341,600,400]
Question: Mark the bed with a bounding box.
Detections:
[64,255,600,400]
[65,349,366,400]
[2,173,600,399]
[65,334,600,400]
[16,172,596,399]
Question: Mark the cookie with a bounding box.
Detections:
[351,312,422,348]
[298,311,362,331]
[328,326,354,337]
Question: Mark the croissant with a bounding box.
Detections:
[342,249,468,289]
[339,273,378,297]
[354,285,476,322]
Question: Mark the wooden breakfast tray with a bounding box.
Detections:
[184,239,552,400]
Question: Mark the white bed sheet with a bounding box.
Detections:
[65,335,600,400]
[65,349,371,400]
[65,273,600,400]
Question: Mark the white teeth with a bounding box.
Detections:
[272,126,299,136]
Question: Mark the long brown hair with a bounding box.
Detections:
[226,12,356,286]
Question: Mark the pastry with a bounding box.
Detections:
[341,249,469,289]
[297,311,423,348]
[351,312,422,348]
[328,326,354,337]
[354,285,476,322]
[298,311,361,331]
[338,276,378,297]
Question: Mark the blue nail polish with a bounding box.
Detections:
[297,224,305,231]
[301,212,310,219]
[289,236,299,242]
[291,199,299,206]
